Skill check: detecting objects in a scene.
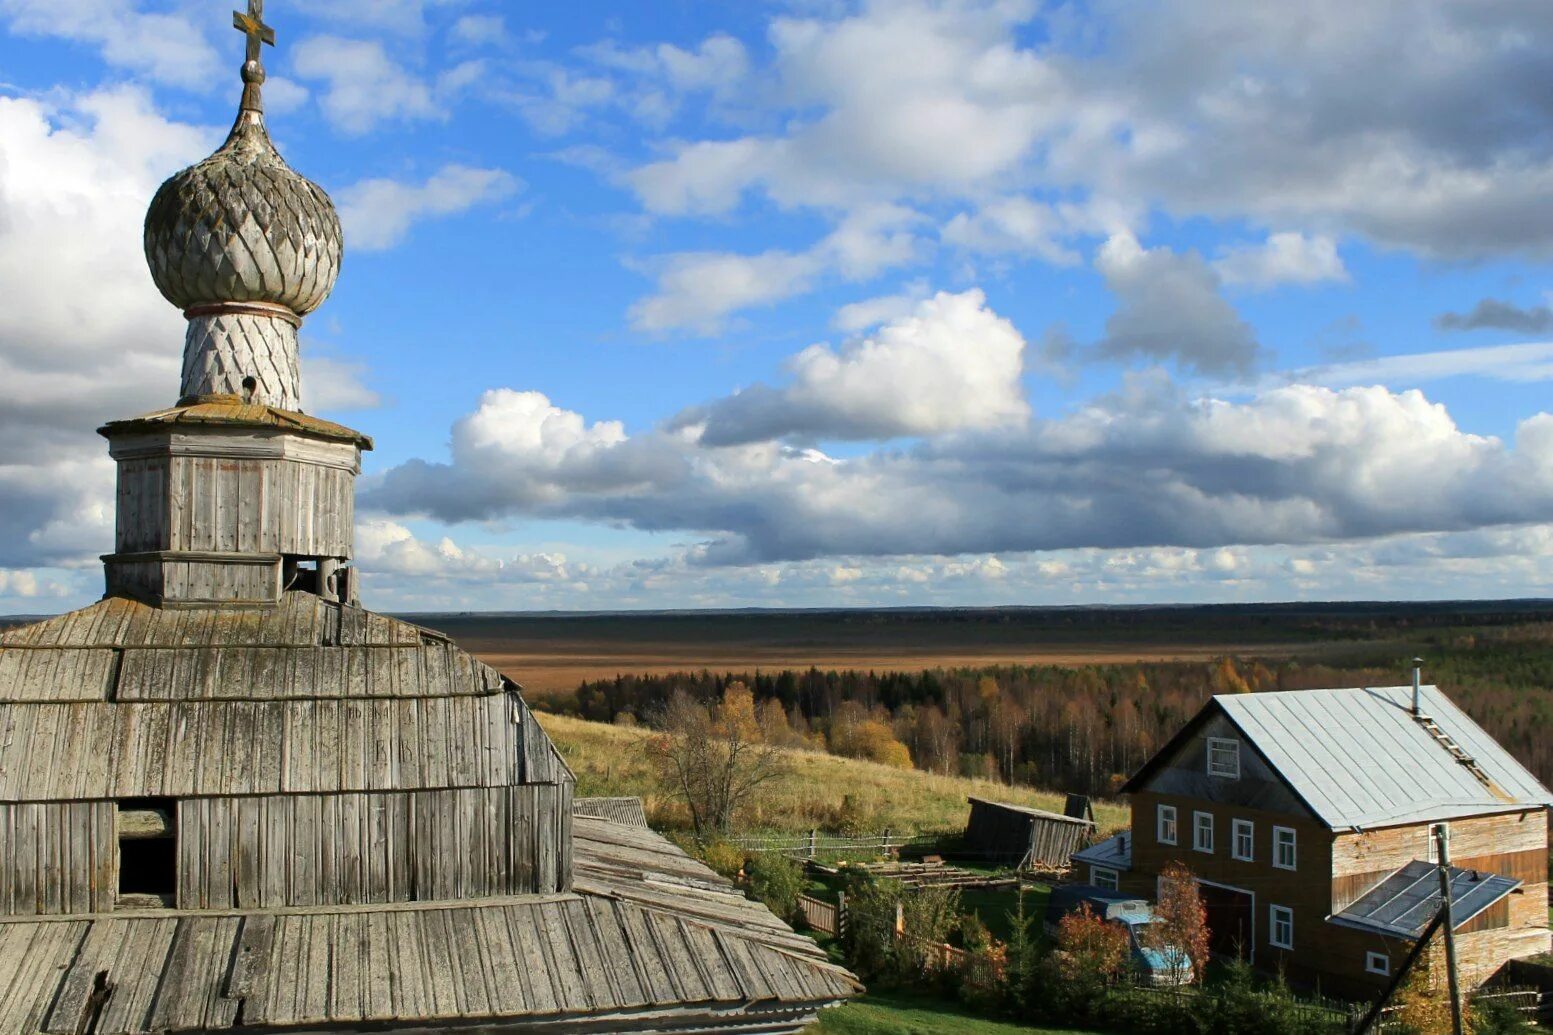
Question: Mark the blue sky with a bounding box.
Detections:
[5,0,1553,612]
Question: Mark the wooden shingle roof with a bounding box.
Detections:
[0,593,574,801]
[0,817,860,1034]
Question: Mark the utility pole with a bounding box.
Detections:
[1435,823,1465,1035]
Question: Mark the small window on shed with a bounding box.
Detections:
[1366,952,1390,976]
[1091,866,1120,890]
[117,798,176,907]
[1206,737,1240,779]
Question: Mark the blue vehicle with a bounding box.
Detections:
[1044,884,1193,985]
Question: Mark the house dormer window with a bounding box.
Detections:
[1207,737,1240,778]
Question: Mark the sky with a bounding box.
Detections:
[5,0,1553,613]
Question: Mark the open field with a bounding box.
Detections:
[401,602,1493,697]
[535,711,1129,835]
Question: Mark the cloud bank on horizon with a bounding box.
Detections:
[4,0,1553,612]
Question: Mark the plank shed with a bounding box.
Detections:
[963,797,1094,869]
[0,11,859,1033]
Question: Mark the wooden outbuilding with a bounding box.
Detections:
[0,7,859,1032]
[963,796,1095,870]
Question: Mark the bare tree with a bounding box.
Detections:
[647,683,787,837]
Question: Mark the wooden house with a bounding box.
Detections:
[963,797,1094,870]
[0,7,859,1032]
[1074,683,1552,997]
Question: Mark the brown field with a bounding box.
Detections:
[403,607,1355,697]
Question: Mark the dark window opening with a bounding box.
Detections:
[117,797,176,906]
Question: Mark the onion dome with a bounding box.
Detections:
[142,17,341,317]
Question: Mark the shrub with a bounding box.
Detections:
[745,853,804,923]
[696,839,746,880]
[840,877,908,981]
[1472,994,1536,1035]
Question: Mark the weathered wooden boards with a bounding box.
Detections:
[963,797,1092,869]
[177,785,573,908]
[110,433,359,559]
[0,802,115,915]
[0,818,858,1035]
[573,796,649,829]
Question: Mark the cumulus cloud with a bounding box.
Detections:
[1094,233,1262,376]
[338,164,522,251]
[1435,298,1553,335]
[626,1,1063,214]
[679,289,1029,445]
[1213,232,1348,289]
[366,379,1553,567]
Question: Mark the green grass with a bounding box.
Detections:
[956,884,1050,945]
[812,990,1088,1034]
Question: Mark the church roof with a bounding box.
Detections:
[0,815,859,1034]
[99,396,372,448]
[0,593,572,801]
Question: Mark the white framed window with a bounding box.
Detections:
[1157,804,1178,846]
[1206,737,1241,778]
[1232,818,1254,861]
[1366,951,1390,976]
[1269,905,1293,950]
[1427,822,1449,864]
[1091,866,1120,890]
[1272,826,1297,870]
[1193,811,1214,854]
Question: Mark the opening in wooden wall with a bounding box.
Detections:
[116,797,176,908]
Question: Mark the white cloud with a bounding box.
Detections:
[1094,232,1262,376]
[0,0,220,90]
[942,197,1084,265]
[682,289,1029,444]
[1214,232,1348,289]
[301,354,379,411]
[369,373,1553,569]
[291,36,478,134]
[630,204,921,333]
[626,0,1064,214]
[450,14,506,46]
[1288,342,1553,390]
[337,164,522,251]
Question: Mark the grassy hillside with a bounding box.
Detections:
[535,712,1129,836]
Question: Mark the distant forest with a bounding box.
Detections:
[550,620,1553,796]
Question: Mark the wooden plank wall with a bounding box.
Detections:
[178,784,573,909]
[116,453,356,560]
[0,802,115,916]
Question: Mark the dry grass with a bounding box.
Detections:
[536,711,1130,837]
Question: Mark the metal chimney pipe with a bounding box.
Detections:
[1412,657,1423,716]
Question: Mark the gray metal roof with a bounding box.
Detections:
[1329,860,1521,939]
[1216,685,1553,829]
[1072,831,1132,870]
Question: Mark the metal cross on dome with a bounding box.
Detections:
[233,0,275,67]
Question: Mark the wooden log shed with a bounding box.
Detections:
[963,796,1095,870]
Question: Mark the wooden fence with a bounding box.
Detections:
[797,893,842,936]
[727,829,939,859]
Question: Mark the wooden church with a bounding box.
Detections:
[0,5,858,1031]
